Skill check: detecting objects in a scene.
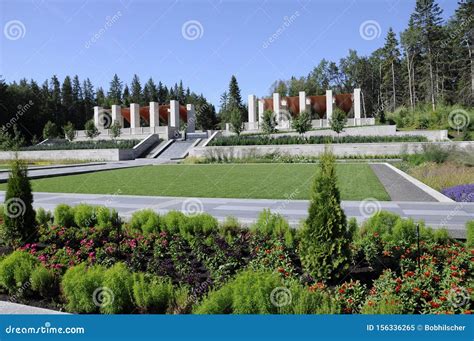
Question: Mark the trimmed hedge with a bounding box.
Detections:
[208,135,427,146]
[25,139,142,150]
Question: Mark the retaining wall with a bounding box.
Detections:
[0,149,132,162]
[189,141,474,159]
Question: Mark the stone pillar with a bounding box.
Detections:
[273,93,280,123]
[354,88,361,126]
[326,90,333,121]
[149,102,160,128]
[130,103,140,129]
[299,91,307,113]
[93,106,103,128]
[248,94,256,130]
[111,105,122,127]
[169,100,179,129]
[186,104,195,133]
[258,99,265,124]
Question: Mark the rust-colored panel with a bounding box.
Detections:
[334,94,353,114]
[285,96,299,117]
[307,95,327,118]
[262,98,273,112]
[120,104,187,125]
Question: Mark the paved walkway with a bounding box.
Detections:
[0,301,66,314]
[370,163,439,202]
[0,192,470,238]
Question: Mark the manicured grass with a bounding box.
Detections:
[0,164,390,201]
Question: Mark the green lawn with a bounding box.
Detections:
[0,164,390,201]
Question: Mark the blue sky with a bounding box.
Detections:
[0,0,458,106]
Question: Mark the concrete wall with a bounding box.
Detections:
[0,149,132,162]
[189,141,474,159]
[237,125,447,142]
[75,126,172,141]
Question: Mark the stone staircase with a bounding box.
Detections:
[155,139,198,161]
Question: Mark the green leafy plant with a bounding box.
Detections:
[53,204,75,228]
[101,262,134,314]
[42,121,59,140]
[63,122,75,141]
[229,108,243,136]
[0,251,38,294]
[31,264,58,298]
[110,120,122,139]
[61,263,105,313]
[129,209,161,235]
[84,119,100,139]
[291,111,312,135]
[261,110,278,134]
[73,203,96,228]
[132,273,174,313]
[330,108,347,134]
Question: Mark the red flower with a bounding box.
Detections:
[265,249,271,254]
[395,285,401,293]
[440,296,447,302]
[424,271,431,277]
[430,301,440,308]
[450,265,457,271]
[404,271,415,278]
[368,300,375,307]
[277,267,284,273]
[464,310,472,314]
[373,233,379,238]
[338,288,346,294]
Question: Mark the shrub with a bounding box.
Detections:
[194,270,281,314]
[281,281,336,314]
[261,110,278,134]
[101,262,134,314]
[252,209,294,247]
[53,204,75,228]
[163,211,187,234]
[73,203,96,228]
[219,216,241,242]
[129,209,161,235]
[36,208,52,226]
[229,109,243,136]
[330,108,347,134]
[185,213,219,236]
[358,211,401,239]
[2,159,37,247]
[291,111,312,135]
[30,264,57,298]
[0,251,38,294]
[299,151,351,281]
[132,273,174,313]
[42,121,58,140]
[361,294,404,314]
[84,119,100,139]
[63,121,75,141]
[96,207,120,229]
[467,221,474,248]
[61,263,105,313]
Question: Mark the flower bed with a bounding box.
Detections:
[0,206,471,315]
[442,184,474,202]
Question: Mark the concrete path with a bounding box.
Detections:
[0,301,66,314]
[370,163,440,202]
[0,192,471,238]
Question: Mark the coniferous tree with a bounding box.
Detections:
[130,74,142,104]
[299,151,351,281]
[2,158,37,248]
[381,28,401,111]
[108,74,122,105]
[122,85,131,106]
